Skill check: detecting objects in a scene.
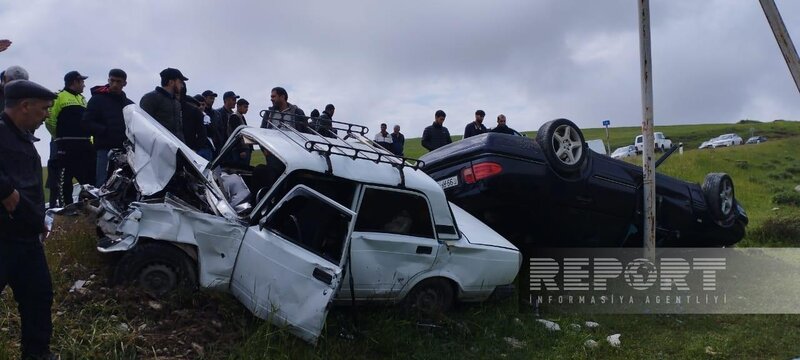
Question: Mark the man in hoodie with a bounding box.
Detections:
[421,109,452,151]
[46,71,93,207]
[83,69,134,186]
[140,68,186,141]
[260,86,307,132]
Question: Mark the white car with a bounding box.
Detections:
[85,105,520,344]
[610,145,637,159]
[699,133,743,149]
[634,132,672,153]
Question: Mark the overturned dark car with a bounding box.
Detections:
[419,119,748,247]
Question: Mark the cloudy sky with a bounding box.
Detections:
[2,0,799,163]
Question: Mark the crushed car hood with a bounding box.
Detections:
[124,105,209,195]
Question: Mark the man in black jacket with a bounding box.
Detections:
[179,87,209,158]
[215,91,238,144]
[201,90,224,153]
[390,124,405,156]
[463,109,487,139]
[0,80,58,360]
[421,109,452,151]
[490,114,521,136]
[82,69,134,186]
[227,98,251,166]
[314,103,336,138]
[140,68,187,141]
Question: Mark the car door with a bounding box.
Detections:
[230,184,355,344]
[345,186,440,299]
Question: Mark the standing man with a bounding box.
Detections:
[227,98,251,166]
[46,71,93,207]
[178,87,209,159]
[260,87,307,132]
[421,109,452,151]
[390,124,405,156]
[192,94,215,160]
[201,90,223,152]
[373,123,393,151]
[83,69,134,187]
[315,103,336,138]
[215,91,238,143]
[0,80,59,360]
[0,65,29,113]
[490,114,521,136]
[463,109,487,139]
[140,68,187,141]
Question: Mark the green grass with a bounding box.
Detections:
[7,120,800,359]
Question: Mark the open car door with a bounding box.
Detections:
[230,185,356,344]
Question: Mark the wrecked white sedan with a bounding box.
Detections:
[85,105,521,344]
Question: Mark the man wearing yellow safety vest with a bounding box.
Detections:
[45,71,95,207]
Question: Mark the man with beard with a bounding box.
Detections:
[260,86,307,133]
[140,68,187,141]
[83,69,134,186]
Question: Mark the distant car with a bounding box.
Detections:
[420,118,748,249]
[635,132,672,153]
[700,133,743,149]
[611,145,637,159]
[746,136,767,144]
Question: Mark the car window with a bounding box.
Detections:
[355,188,435,238]
[264,193,352,264]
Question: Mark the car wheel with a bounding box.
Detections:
[535,118,586,174]
[404,278,454,314]
[114,242,198,297]
[702,173,736,222]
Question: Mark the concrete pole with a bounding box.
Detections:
[760,0,800,95]
[638,0,656,260]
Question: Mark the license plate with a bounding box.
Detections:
[437,176,459,190]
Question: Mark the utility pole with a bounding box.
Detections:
[638,0,656,260]
[760,0,800,95]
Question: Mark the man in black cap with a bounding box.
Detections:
[178,87,210,160]
[227,98,251,166]
[260,86,307,132]
[45,71,93,207]
[200,90,223,153]
[83,69,134,186]
[215,91,238,144]
[463,109,487,139]
[140,68,187,141]
[192,94,215,160]
[0,80,59,360]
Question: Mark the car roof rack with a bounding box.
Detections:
[258,110,425,187]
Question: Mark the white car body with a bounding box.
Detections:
[634,132,672,153]
[96,105,520,344]
[700,133,742,149]
[610,145,637,159]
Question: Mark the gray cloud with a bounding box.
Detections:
[1,0,798,163]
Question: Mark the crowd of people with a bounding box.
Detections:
[0,37,524,358]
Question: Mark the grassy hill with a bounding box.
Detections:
[9,120,800,359]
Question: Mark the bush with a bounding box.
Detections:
[786,166,800,175]
[773,191,800,206]
[749,216,800,246]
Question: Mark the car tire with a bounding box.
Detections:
[702,173,736,223]
[535,118,587,174]
[113,242,198,297]
[404,278,454,314]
